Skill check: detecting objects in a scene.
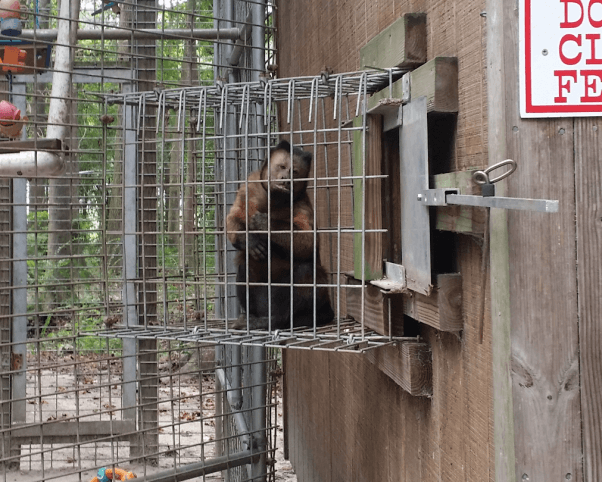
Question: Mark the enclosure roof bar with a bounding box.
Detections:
[20,27,242,41]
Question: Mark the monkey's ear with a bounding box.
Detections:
[275,139,291,152]
[300,150,312,168]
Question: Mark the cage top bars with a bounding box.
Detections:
[103,68,408,113]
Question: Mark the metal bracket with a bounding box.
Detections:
[370,262,407,293]
[417,188,559,213]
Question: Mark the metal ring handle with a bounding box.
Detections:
[472,159,517,185]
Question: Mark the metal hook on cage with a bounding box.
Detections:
[177,90,184,133]
[333,75,343,120]
[264,80,273,127]
[219,84,227,130]
[239,84,249,130]
[196,88,205,131]
[136,94,143,135]
[356,71,367,118]
[156,90,165,134]
[309,77,319,123]
[287,79,295,125]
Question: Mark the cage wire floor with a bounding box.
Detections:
[1,333,290,482]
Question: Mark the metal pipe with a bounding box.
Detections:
[0,151,64,177]
[20,27,241,41]
[228,13,252,67]
[139,450,258,482]
[46,0,79,147]
[215,367,250,448]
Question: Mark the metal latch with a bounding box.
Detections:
[417,159,559,213]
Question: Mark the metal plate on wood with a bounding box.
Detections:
[400,96,432,295]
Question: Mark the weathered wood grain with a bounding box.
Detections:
[503,0,582,478]
[403,273,464,332]
[359,13,426,69]
[345,275,404,336]
[574,118,602,482]
[365,342,432,397]
[367,57,459,115]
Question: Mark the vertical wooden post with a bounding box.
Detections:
[486,0,516,479]
[353,115,383,280]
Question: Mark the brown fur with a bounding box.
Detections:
[226,140,334,330]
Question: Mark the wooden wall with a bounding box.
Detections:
[279,0,495,481]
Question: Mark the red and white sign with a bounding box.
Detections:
[521,0,602,117]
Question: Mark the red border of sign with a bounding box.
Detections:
[524,0,602,114]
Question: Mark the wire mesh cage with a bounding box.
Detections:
[0,0,417,479]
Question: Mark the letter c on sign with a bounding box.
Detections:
[589,0,602,27]
[559,34,582,65]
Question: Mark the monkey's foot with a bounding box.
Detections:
[231,314,271,330]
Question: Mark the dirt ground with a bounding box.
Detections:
[3,352,297,482]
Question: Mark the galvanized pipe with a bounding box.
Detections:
[140,450,258,482]
[0,151,64,177]
[215,367,251,449]
[46,0,79,147]
[20,27,241,41]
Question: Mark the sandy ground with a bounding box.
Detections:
[2,353,297,482]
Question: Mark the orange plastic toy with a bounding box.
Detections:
[0,46,26,72]
[90,467,137,482]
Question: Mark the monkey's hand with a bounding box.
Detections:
[245,213,269,260]
[249,212,269,230]
[247,233,268,260]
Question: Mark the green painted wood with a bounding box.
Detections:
[352,116,383,280]
[360,13,426,70]
[433,170,486,235]
[368,57,459,115]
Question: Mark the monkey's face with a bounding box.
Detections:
[263,149,310,198]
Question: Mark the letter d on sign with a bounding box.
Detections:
[560,0,584,28]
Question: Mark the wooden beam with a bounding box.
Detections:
[0,138,61,153]
[10,421,136,443]
[345,275,404,337]
[365,342,432,397]
[359,13,426,70]
[403,273,463,332]
[353,115,383,280]
[433,170,486,235]
[368,57,459,115]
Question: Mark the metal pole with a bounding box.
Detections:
[20,27,241,41]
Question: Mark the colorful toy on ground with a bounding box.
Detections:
[0,46,27,73]
[90,467,137,482]
[0,0,27,36]
[0,100,27,138]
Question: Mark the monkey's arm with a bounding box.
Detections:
[249,208,316,260]
[226,174,269,259]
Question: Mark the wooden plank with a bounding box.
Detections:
[368,57,459,114]
[353,115,383,280]
[365,342,432,397]
[574,118,602,481]
[486,0,517,479]
[0,138,61,153]
[359,13,426,69]
[502,0,582,477]
[10,421,136,443]
[345,275,404,336]
[403,273,463,332]
[411,57,459,114]
[433,170,486,235]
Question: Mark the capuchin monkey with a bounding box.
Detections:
[226,140,334,330]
